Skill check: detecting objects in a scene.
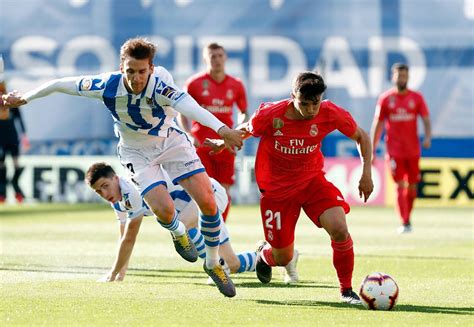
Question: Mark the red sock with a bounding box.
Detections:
[261,244,277,267]
[222,194,231,222]
[396,186,409,225]
[331,235,354,292]
[406,188,417,223]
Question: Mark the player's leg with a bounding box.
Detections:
[389,157,410,229]
[304,176,359,304]
[405,157,421,228]
[163,130,235,296]
[255,194,300,283]
[119,144,196,262]
[0,146,6,203]
[10,144,25,203]
[209,151,235,222]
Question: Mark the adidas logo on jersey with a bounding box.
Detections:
[273,130,284,136]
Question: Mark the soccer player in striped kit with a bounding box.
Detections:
[85,162,260,284]
[2,38,243,297]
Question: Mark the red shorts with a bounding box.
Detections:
[387,156,420,184]
[259,174,350,249]
[196,146,235,185]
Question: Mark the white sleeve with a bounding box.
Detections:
[24,77,81,102]
[115,209,128,225]
[173,95,225,133]
[125,182,147,220]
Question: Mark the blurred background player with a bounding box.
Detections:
[1,38,244,297]
[371,63,431,234]
[205,71,374,304]
[0,54,29,204]
[84,162,296,284]
[181,43,248,221]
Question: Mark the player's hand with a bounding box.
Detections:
[21,135,31,152]
[97,271,117,282]
[217,126,244,151]
[2,91,27,108]
[422,137,431,149]
[358,174,374,203]
[203,138,226,155]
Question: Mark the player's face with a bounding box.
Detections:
[292,92,322,120]
[121,56,154,94]
[91,176,121,203]
[392,69,409,91]
[204,48,227,73]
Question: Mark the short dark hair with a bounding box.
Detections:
[85,162,116,186]
[203,42,225,57]
[391,63,409,73]
[292,71,327,101]
[120,37,156,64]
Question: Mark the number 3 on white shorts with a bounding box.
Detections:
[265,210,281,230]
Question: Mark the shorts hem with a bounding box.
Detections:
[172,168,206,185]
[141,181,167,197]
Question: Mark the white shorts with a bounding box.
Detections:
[118,129,205,196]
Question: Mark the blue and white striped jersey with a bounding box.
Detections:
[76,66,187,138]
[112,175,228,225]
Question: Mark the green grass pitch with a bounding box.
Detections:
[1,204,473,326]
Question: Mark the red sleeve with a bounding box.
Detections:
[248,103,270,137]
[235,79,247,113]
[417,92,429,117]
[330,102,358,137]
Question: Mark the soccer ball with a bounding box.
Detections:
[359,272,399,310]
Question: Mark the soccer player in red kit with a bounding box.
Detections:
[371,63,431,234]
[181,43,248,221]
[205,71,374,304]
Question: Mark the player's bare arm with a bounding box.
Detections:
[350,126,374,202]
[422,116,432,149]
[370,119,384,165]
[100,216,143,282]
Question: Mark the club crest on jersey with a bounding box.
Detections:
[146,97,153,105]
[226,89,234,99]
[273,118,284,129]
[123,193,131,209]
[80,78,92,91]
[267,230,274,241]
[409,99,415,109]
[309,124,318,136]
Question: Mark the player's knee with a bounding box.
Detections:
[330,227,349,242]
[195,192,217,215]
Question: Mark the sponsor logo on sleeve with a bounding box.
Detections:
[79,78,105,91]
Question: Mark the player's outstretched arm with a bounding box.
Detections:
[100,216,143,282]
[174,95,244,150]
[350,127,374,202]
[204,122,252,155]
[1,77,79,108]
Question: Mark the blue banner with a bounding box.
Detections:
[1,0,473,156]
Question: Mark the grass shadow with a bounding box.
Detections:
[255,299,474,315]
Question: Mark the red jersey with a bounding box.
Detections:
[249,99,357,199]
[375,88,429,158]
[184,72,247,143]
